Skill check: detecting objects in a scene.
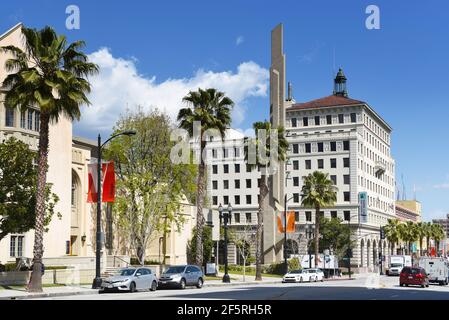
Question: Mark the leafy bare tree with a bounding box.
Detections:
[234,225,257,282]
[106,109,197,265]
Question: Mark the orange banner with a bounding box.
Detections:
[277,211,295,233]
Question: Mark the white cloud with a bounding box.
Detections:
[236,36,244,46]
[433,183,449,190]
[76,48,268,135]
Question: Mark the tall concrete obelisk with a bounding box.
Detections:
[264,23,286,263]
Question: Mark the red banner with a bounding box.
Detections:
[87,161,116,203]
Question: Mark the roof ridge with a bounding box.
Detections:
[0,23,23,42]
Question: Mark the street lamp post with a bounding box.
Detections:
[92,130,136,289]
[218,203,232,283]
[306,223,314,269]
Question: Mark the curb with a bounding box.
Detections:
[204,280,282,288]
[1,289,98,300]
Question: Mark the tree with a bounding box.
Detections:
[177,88,234,267]
[431,224,445,255]
[399,221,419,255]
[317,217,355,261]
[301,171,338,266]
[415,222,427,256]
[106,109,197,265]
[244,121,289,281]
[384,219,401,255]
[0,138,59,242]
[234,225,257,282]
[188,226,214,265]
[1,26,98,292]
[425,222,433,256]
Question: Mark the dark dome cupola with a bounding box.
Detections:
[333,68,348,97]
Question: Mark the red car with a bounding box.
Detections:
[399,267,429,288]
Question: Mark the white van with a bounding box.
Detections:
[387,255,412,276]
[418,257,449,285]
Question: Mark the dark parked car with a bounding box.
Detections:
[158,265,204,289]
[399,267,429,288]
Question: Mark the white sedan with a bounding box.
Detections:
[304,268,325,282]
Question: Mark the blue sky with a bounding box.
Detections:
[2,0,449,221]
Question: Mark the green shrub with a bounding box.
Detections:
[46,266,70,270]
[4,263,17,272]
[130,258,161,265]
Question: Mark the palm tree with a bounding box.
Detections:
[425,222,433,256]
[402,221,419,256]
[384,219,401,255]
[177,88,233,267]
[431,224,445,256]
[415,222,426,256]
[244,121,288,281]
[300,171,338,267]
[1,26,98,292]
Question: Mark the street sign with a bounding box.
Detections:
[359,192,368,223]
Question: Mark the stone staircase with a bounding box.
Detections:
[101,266,122,278]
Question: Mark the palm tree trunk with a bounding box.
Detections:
[419,238,423,256]
[255,173,267,281]
[314,206,320,267]
[28,113,50,293]
[195,159,206,267]
[426,238,430,256]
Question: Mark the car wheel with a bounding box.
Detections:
[314,277,318,282]
[300,277,303,283]
[399,283,403,287]
[405,284,408,287]
[179,278,186,289]
[150,280,157,292]
[421,283,426,288]
[196,278,203,289]
[129,282,136,293]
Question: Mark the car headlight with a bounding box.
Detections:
[172,275,181,281]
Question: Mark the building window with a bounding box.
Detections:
[27,110,33,130]
[344,175,350,185]
[293,160,299,170]
[246,212,252,223]
[224,164,229,174]
[331,211,337,219]
[305,211,312,222]
[293,193,299,203]
[343,140,350,151]
[213,196,218,205]
[246,179,252,188]
[212,165,218,174]
[235,164,240,173]
[305,143,311,153]
[305,160,311,170]
[292,144,299,154]
[212,149,217,158]
[314,116,320,126]
[212,181,218,189]
[9,235,24,257]
[303,117,309,127]
[330,141,336,152]
[351,113,357,123]
[234,147,240,157]
[326,115,332,125]
[234,213,240,223]
[295,211,300,222]
[330,158,337,168]
[292,118,297,127]
[330,175,337,185]
[344,192,350,202]
[344,211,351,221]
[318,159,324,169]
[246,164,252,172]
[5,108,15,127]
[293,177,299,187]
[223,148,228,158]
[20,111,26,129]
[318,142,323,152]
[246,195,252,205]
[235,195,240,205]
[338,114,344,124]
[223,180,229,189]
[224,196,229,205]
[235,179,240,189]
[343,158,350,168]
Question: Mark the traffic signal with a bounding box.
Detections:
[380,227,385,240]
[346,248,353,258]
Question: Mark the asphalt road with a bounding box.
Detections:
[37,275,449,300]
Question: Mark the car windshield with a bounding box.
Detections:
[119,269,136,276]
[165,266,186,274]
[391,263,403,267]
[289,270,303,274]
